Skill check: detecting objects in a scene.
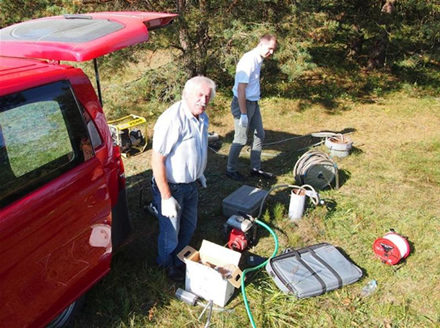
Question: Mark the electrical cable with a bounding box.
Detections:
[247,139,325,158]
[210,132,351,161]
[262,134,311,146]
[209,131,340,156]
[261,131,347,147]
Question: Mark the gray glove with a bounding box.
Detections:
[198,174,207,188]
[239,114,248,128]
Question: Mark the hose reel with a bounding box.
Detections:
[293,150,339,190]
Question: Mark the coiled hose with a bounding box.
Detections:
[241,184,317,328]
[293,150,339,190]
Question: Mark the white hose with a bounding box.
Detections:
[293,150,339,190]
[300,184,320,205]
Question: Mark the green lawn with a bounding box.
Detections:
[71,90,440,328]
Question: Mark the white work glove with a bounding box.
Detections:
[161,196,181,219]
[198,174,207,188]
[239,114,248,128]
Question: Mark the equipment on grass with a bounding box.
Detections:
[222,186,268,252]
[266,243,363,298]
[373,230,410,265]
[325,134,353,158]
[175,288,199,306]
[241,217,278,328]
[288,184,321,221]
[108,114,148,157]
[224,214,257,252]
[293,150,339,190]
[222,185,268,219]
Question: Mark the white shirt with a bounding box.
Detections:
[232,47,263,101]
[152,101,208,184]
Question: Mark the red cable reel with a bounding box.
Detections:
[373,230,410,265]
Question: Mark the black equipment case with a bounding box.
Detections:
[266,243,363,298]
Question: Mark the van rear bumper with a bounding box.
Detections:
[111,188,132,249]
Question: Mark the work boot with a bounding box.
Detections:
[226,170,246,181]
[166,265,185,283]
[250,168,275,179]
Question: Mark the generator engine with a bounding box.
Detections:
[118,129,143,152]
[108,114,148,157]
[223,215,257,252]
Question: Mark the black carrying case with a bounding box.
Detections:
[266,243,363,298]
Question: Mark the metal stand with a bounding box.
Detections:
[198,300,213,328]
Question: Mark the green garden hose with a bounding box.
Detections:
[241,218,278,328]
[240,182,323,327]
[241,184,297,328]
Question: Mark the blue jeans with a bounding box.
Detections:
[152,178,198,268]
[227,97,265,172]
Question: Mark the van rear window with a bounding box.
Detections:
[0,81,91,207]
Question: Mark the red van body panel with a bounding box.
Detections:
[0,159,112,327]
[0,57,120,205]
[0,57,114,327]
[0,10,176,327]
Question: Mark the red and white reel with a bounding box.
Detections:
[373,231,410,265]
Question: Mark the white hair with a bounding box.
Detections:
[183,76,216,100]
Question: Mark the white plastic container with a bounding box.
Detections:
[288,187,306,221]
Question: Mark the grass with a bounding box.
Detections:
[70,61,440,327]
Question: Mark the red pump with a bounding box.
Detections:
[228,228,248,251]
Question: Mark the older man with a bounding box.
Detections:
[151,76,216,282]
[226,34,277,181]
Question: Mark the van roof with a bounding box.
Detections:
[0,56,72,96]
[0,56,64,75]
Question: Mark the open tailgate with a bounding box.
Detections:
[0,12,177,62]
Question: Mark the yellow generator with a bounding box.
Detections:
[108,114,148,157]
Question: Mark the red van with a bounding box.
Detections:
[0,12,176,327]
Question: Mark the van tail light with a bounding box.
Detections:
[113,145,126,190]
